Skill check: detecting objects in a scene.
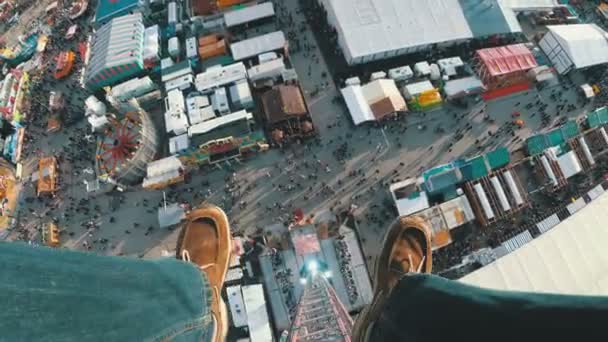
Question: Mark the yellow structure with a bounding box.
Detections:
[0,160,18,230]
[414,89,442,109]
[45,222,60,247]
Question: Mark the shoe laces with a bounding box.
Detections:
[181,250,214,271]
[390,254,426,276]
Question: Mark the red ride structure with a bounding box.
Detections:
[96,110,159,185]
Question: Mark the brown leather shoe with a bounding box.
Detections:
[176,205,231,342]
[351,216,432,342]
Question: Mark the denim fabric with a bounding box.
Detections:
[371,274,608,342]
[0,242,214,342]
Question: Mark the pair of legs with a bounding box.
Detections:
[1,210,608,341]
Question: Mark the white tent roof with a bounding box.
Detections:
[143,156,184,188]
[188,110,252,136]
[443,76,485,98]
[230,31,285,61]
[165,89,189,135]
[224,2,275,27]
[556,150,582,179]
[146,156,183,177]
[247,57,285,82]
[361,79,406,111]
[581,84,595,98]
[195,62,247,93]
[341,85,374,125]
[226,285,248,328]
[546,24,608,70]
[461,190,608,295]
[143,25,160,61]
[498,0,558,10]
[188,106,216,125]
[323,0,473,64]
[242,284,273,342]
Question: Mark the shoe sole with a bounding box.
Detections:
[210,287,229,342]
[352,216,432,342]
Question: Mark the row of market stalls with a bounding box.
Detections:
[341,57,473,125]
[390,105,608,250]
[342,19,608,124]
[389,146,530,249]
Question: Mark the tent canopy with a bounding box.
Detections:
[341,85,374,125]
[477,43,538,77]
[544,24,608,71]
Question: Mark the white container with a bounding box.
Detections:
[168,37,180,59]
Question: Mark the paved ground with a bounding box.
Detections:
[2,0,596,278]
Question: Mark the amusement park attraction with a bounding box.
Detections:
[95,110,159,186]
[53,50,75,79]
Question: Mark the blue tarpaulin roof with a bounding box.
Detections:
[95,0,140,23]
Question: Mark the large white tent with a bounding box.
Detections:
[320,0,473,65]
[461,189,608,295]
[320,0,558,65]
[539,24,608,74]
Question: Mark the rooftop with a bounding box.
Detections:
[322,0,473,64]
[461,187,608,295]
[476,44,538,77]
[543,24,608,71]
[261,85,307,124]
[95,0,141,24]
[224,2,275,28]
[230,31,286,61]
[460,0,521,37]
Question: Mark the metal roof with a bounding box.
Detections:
[461,189,608,295]
[188,110,252,136]
[226,285,248,328]
[230,31,285,61]
[544,24,608,70]
[195,62,247,93]
[486,147,510,170]
[322,0,473,64]
[86,13,144,85]
[459,156,488,181]
[224,2,275,27]
[526,121,579,156]
[242,285,273,342]
[587,107,608,128]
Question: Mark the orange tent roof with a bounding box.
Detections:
[37,157,58,195]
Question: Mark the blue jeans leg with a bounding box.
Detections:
[0,242,214,342]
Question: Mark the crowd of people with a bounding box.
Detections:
[334,238,358,304]
[270,251,297,315]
